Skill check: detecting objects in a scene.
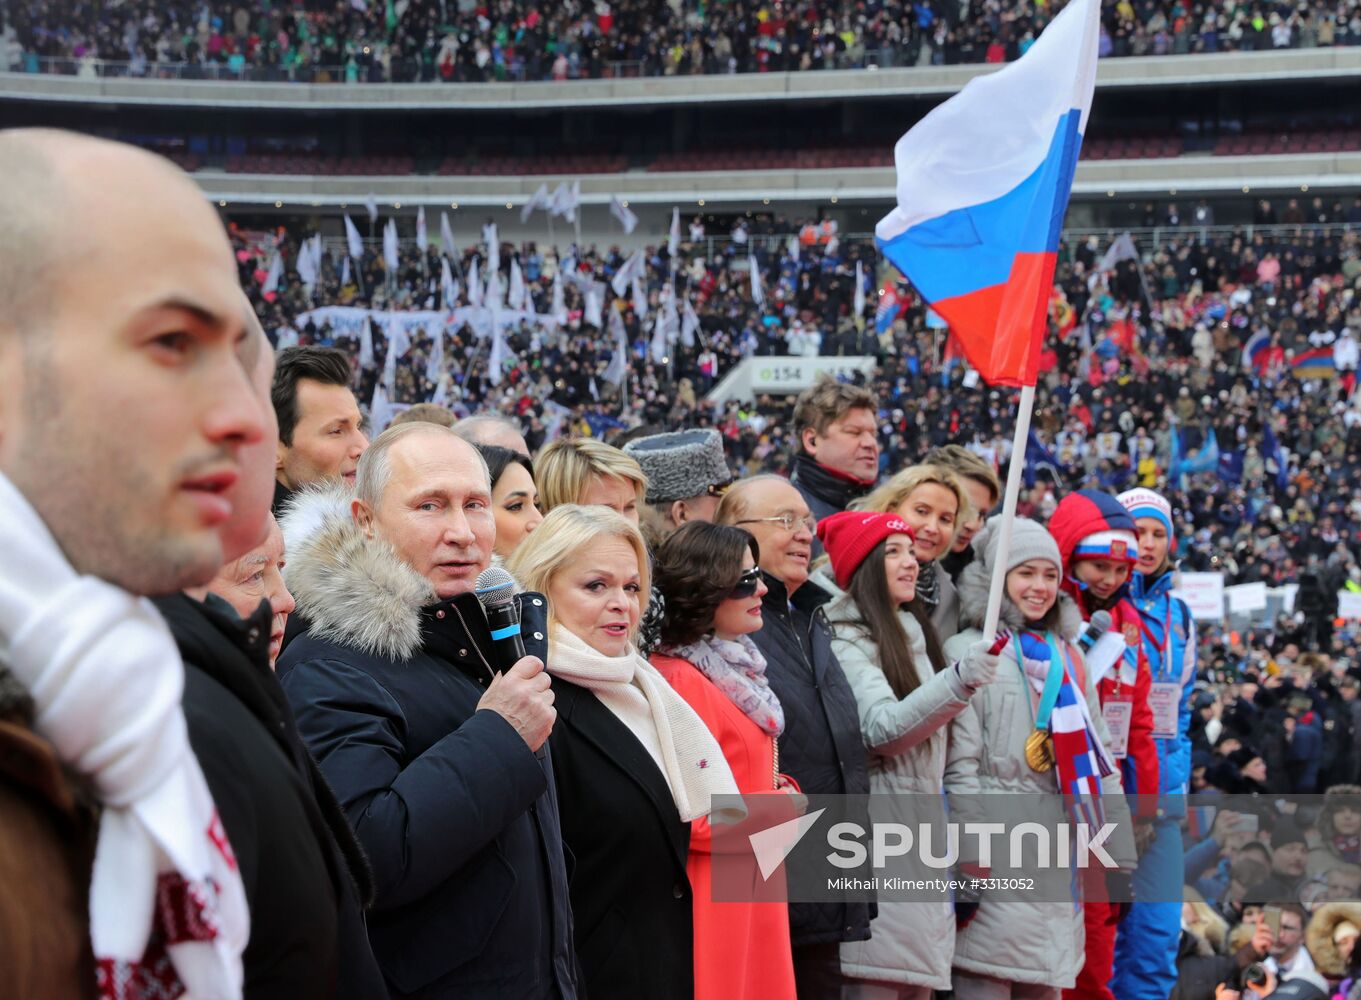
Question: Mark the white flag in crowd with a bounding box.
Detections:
[632,275,649,320]
[853,261,866,320]
[344,215,364,260]
[609,196,638,235]
[1098,232,1139,272]
[660,285,681,345]
[551,271,567,325]
[296,244,318,289]
[483,221,499,271]
[303,235,324,288]
[603,307,629,386]
[521,183,551,224]
[382,335,397,394]
[650,312,668,365]
[611,249,645,297]
[440,258,459,306]
[508,258,527,311]
[358,315,374,368]
[749,252,765,307]
[262,253,283,295]
[584,283,604,328]
[365,194,378,224]
[383,219,400,273]
[488,313,516,386]
[341,255,352,287]
[468,256,483,307]
[387,316,413,360]
[681,296,701,348]
[425,326,444,384]
[370,381,396,434]
[486,266,504,310]
[441,212,457,256]
[668,207,680,258]
[551,182,580,223]
[416,207,428,252]
[788,235,800,262]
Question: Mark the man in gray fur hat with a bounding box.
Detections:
[623,429,733,655]
[623,428,734,548]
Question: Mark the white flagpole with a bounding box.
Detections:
[982,382,1037,640]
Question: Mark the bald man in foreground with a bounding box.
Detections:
[0,129,378,998]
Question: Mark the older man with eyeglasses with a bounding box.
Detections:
[715,475,873,1000]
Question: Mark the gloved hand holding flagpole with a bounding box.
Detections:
[874,0,1102,639]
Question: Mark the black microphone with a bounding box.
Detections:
[1078,609,1113,653]
[474,566,544,760]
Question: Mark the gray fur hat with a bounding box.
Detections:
[623,429,732,505]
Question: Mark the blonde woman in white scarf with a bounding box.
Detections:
[505,504,739,1000]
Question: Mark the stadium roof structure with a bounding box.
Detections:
[193,150,1361,209]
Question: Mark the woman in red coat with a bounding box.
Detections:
[651,521,799,1000]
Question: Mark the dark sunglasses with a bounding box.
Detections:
[728,568,763,599]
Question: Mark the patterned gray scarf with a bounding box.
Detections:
[660,633,785,736]
[916,560,941,611]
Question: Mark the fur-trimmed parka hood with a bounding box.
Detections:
[279,482,436,661]
[955,558,1084,640]
[1307,899,1361,976]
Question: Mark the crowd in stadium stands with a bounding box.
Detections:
[236,205,1361,653]
[7,0,1361,81]
[233,207,1361,998]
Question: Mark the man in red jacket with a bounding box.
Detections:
[1048,490,1160,1000]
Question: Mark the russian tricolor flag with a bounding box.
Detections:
[876,0,1100,388]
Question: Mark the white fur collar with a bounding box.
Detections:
[279,482,435,661]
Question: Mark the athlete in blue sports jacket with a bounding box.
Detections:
[1112,488,1197,1000]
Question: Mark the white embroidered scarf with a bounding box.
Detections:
[0,472,249,999]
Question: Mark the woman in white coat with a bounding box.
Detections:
[813,510,1000,1000]
[943,517,1136,1000]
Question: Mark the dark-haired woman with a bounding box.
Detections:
[812,510,999,1000]
[476,444,543,560]
[652,521,800,1000]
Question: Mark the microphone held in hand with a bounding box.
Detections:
[475,566,542,759]
[1078,609,1113,653]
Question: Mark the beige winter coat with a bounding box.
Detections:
[941,562,1136,988]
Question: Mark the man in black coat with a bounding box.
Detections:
[157,590,387,1000]
[718,475,873,1000]
[164,512,387,999]
[276,423,577,1000]
[788,380,881,552]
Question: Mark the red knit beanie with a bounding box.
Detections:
[817,511,916,589]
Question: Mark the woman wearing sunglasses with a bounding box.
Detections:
[812,510,999,1000]
[652,521,800,1000]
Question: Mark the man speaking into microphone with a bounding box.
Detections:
[276,422,578,1000]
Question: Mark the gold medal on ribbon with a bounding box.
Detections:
[1025,728,1055,773]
